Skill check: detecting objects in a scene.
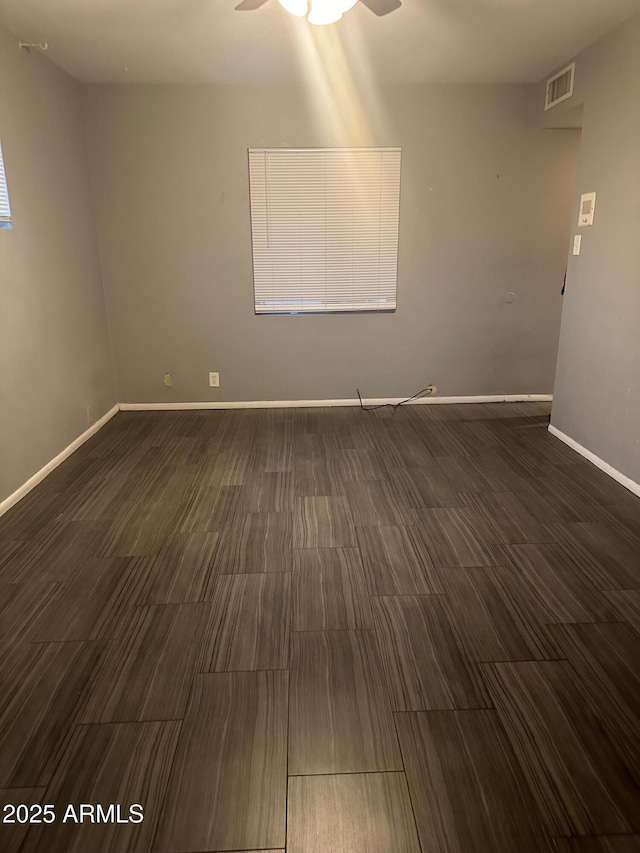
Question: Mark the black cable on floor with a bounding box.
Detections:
[356,386,435,414]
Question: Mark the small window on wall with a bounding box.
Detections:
[248,147,401,314]
[0,140,12,229]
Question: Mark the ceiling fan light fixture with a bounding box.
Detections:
[307,0,343,25]
[278,0,308,16]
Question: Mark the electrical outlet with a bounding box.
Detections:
[209,372,220,388]
[164,373,173,388]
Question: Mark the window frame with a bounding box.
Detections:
[247,147,401,316]
[0,139,12,230]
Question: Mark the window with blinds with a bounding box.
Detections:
[0,140,11,229]
[248,147,401,314]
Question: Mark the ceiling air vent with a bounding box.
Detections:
[545,63,575,110]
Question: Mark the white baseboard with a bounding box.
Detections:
[120,394,553,411]
[548,424,640,499]
[0,404,120,519]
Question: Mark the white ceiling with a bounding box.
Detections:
[0,0,639,85]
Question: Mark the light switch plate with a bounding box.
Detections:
[573,235,582,255]
[578,192,596,227]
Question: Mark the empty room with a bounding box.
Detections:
[0,0,639,850]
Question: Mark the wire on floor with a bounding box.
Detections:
[356,386,435,414]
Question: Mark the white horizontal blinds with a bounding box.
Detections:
[0,140,11,225]
[249,147,400,314]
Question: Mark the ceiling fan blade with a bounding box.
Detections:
[359,0,401,15]
[235,0,270,10]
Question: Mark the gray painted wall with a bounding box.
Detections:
[82,83,579,404]
[529,14,640,484]
[0,23,116,504]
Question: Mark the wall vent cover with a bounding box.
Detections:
[545,63,575,110]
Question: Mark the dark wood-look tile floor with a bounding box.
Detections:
[288,629,402,775]
[287,772,421,853]
[553,837,640,852]
[395,709,554,852]
[0,402,639,852]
